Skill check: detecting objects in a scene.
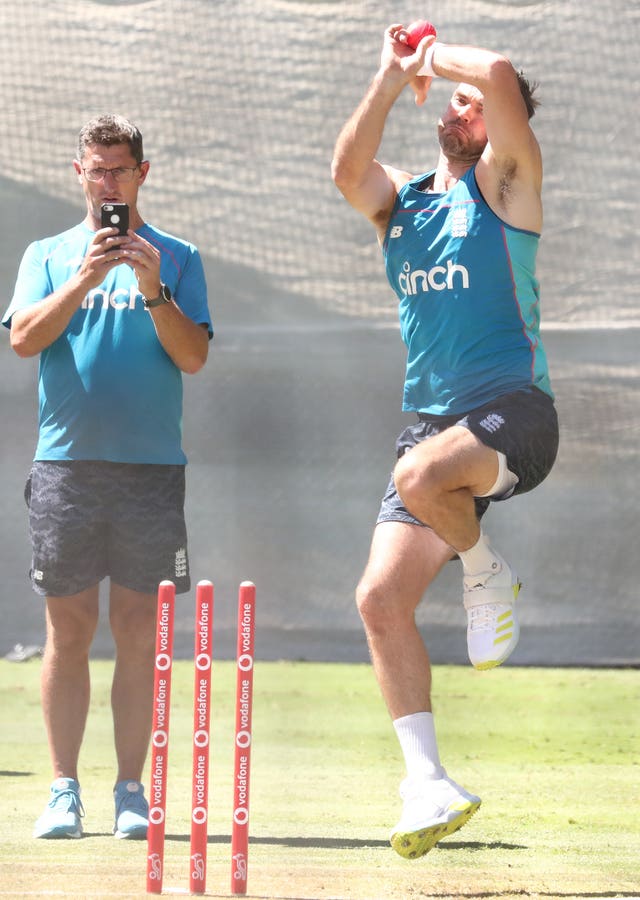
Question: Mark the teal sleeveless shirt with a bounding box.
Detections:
[382,166,553,415]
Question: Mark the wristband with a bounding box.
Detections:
[417,41,444,77]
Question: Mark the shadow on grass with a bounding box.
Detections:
[77,833,638,900]
[156,893,640,900]
[158,833,527,851]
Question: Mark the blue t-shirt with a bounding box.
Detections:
[2,222,212,464]
[383,167,553,415]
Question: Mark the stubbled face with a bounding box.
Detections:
[437,83,488,164]
[73,143,148,228]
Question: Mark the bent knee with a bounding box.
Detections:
[393,452,438,506]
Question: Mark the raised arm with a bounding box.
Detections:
[331,24,437,241]
[429,43,543,230]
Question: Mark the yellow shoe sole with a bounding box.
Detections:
[390,799,481,859]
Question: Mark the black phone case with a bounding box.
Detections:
[101,203,129,235]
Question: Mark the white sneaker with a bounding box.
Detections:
[390,772,481,859]
[464,558,521,670]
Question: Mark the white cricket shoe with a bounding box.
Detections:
[390,772,481,859]
[464,558,521,670]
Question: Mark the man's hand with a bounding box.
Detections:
[77,226,129,290]
[381,23,436,105]
[116,230,163,300]
[410,73,432,107]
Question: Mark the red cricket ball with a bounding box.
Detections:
[406,19,437,50]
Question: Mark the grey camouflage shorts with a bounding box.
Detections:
[24,460,190,597]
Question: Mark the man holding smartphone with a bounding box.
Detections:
[3,115,212,840]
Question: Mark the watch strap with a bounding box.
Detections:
[143,283,171,308]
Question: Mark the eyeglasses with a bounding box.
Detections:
[82,165,140,183]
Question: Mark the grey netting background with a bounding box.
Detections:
[0,0,637,663]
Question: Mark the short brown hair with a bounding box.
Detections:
[517,70,540,119]
[77,114,144,163]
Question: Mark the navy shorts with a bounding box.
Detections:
[24,461,190,597]
[377,387,559,527]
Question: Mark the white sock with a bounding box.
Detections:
[393,712,443,781]
[459,531,504,576]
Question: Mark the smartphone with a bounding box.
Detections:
[101,202,129,235]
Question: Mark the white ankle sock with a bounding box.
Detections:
[393,712,443,781]
[459,531,503,576]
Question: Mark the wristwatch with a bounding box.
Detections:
[143,283,172,308]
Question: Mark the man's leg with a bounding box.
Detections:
[109,582,157,839]
[393,425,497,551]
[394,425,521,669]
[356,521,480,858]
[109,583,157,783]
[356,521,453,718]
[34,587,99,838]
[42,588,100,780]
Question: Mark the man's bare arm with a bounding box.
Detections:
[431,44,542,229]
[10,229,126,357]
[146,303,209,374]
[332,25,436,240]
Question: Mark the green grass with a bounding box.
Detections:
[0,660,638,899]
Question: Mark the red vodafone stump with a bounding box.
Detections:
[146,580,176,894]
[230,581,256,895]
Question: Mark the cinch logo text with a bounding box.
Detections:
[398,259,470,296]
[82,286,142,310]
